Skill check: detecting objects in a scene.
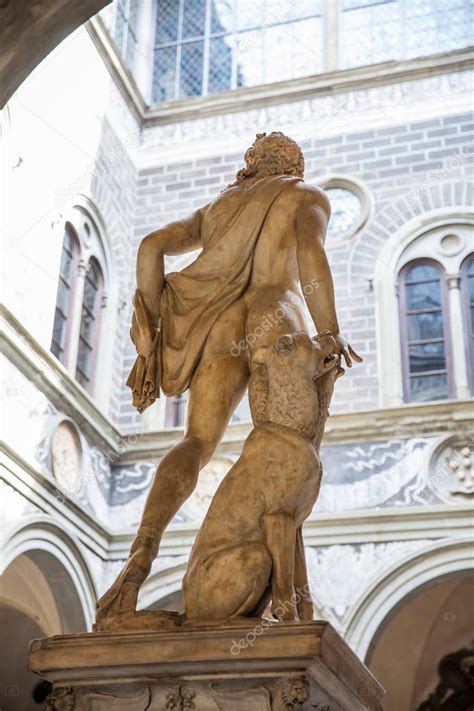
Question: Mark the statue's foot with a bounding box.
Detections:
[95,535,157,622]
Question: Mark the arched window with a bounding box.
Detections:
[75,259,104,391]
[50,204,112,401]
[461,254,474,394]
[398,259,453,403]
[50,226,79,365]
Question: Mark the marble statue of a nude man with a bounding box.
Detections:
[96,132,362,622]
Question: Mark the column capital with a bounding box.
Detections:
[446,273,461,290]
[77,258,88,276]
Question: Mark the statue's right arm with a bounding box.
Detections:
[136,207,206,326]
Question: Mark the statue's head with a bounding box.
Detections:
[235,131,304,184]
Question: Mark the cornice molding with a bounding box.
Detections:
[86,16,146,125]
[145,47,474,127]
[108,503,474,557]
[84,23,474,129]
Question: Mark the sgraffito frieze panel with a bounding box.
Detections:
[305,540,431,633]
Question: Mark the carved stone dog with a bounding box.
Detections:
[183,331,339,622]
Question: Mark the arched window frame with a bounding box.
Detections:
[398,258,454,404]
[460,254,474,394]
[375,212,474,408]
[50,224,80,367]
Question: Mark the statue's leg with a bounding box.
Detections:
[96,347,249,621]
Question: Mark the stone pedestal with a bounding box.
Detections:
[29,621,384,710]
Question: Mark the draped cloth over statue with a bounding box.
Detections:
[127,175,300,411]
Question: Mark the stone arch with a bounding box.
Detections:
[349,178,473,280]
[1,1,109,108]
[343,536,473,662]
[1,515,97,631]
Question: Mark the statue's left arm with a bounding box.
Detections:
[127,207,206,412]
[295,185,362,368]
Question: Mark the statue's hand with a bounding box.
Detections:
[333,334,363,369]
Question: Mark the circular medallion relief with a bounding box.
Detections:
[430,435,474,503]
[318,176,371,246]
[438,232,463,256]
[51,422,82,493]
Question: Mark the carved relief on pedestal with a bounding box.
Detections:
[430,435,474,502]
[272,677,310,710]
[166,685,196,710]
[46,685,152,710]
[45,687,75,711]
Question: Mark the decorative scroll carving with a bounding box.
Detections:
[212,685,271,710]
[165,685,196,710]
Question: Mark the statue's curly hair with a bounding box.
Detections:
[234,131,305,184]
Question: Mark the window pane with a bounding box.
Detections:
[405,263,440,282]
[75,262,101,388]
[153,45,177,102]
[76,340,93,386]
[468,273,474,301]
[156,0,180,43]
[264,17,323,84]
[235,30,264,88]
[406,280,441,310]
[208,36,233,94]
[211,0,235,33]
[51,230,76,363]
[409,373,448,402]
[407,311,443,341]
[52,311,66,351]
[55,281,71,317]
[277,0,321,22]
[340,0,473,68]
[83,270,99,313]
[183,0,206,38]
[179,41,204,97]
[59,234,74,282]
[326,187,362,238]
[408,342,446,374]
[235,0,265,31]
[114,3,126,52]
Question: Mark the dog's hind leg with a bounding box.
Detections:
[184,542,271,621]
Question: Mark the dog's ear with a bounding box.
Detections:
[274,334,294,353]
[252,345,270,366]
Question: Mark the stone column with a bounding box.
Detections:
[65,257,88,374]
[446,273,470,400]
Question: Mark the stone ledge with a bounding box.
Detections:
[29,621,384,710]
